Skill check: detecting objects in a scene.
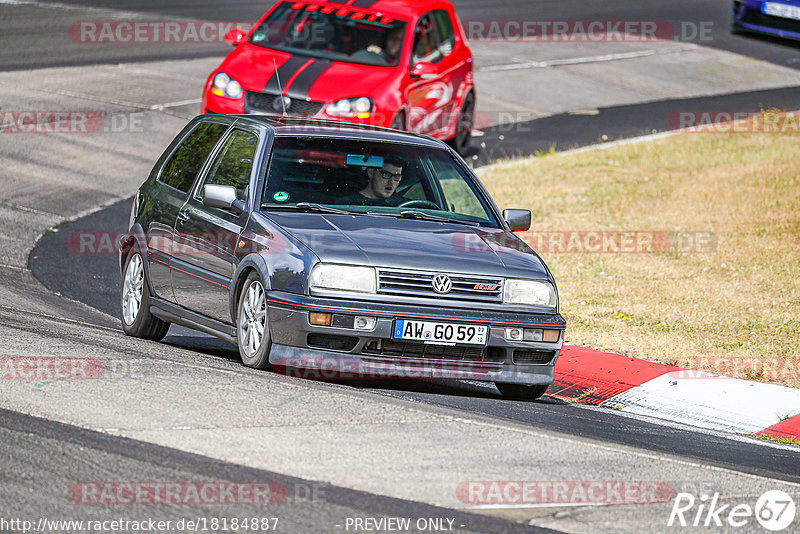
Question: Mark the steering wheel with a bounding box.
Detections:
[398,199,440,210]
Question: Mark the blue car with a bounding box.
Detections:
[733,0,800,40]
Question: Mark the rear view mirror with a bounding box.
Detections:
[203,184,244,215]
[502,209,531,232]
[225,29,246,46]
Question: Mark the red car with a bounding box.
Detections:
[201,0,475,154]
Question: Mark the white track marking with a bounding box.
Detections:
[479,45,697,72]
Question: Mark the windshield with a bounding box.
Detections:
[261,137,500,227]
[249,2,408,67]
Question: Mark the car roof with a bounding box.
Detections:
[211,114,448,149]
[287,0,454,20]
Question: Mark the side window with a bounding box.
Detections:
[199,129,259,201]
[429,157,486,219]
[432,10,454,58]
[160,122,228,193]
[412,15,442,65]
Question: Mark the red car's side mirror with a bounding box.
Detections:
[411,61,439,80]
[224,29,246,46]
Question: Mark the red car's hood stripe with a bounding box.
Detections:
[265,55,309,93]
[263,55,337,100]
[285,58,334,99]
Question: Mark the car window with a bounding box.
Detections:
[159,122,228,193]
[412,15,443,65]
[432,10,455,58]
[249,1,408,67]
[198,129,259,201]
[261,136,498,227]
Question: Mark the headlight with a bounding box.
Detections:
[310,264,377,293]
[211,72,243,99]
[325,97,373,118]
[503,279,557,308]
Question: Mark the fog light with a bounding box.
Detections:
[354,316,377,331]
[309,312,332,326]
[543,329,561,342]
[505,328,523,341]
[523,328,543,341]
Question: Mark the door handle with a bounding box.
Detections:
[177,210,190,224]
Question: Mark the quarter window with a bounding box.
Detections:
[199,129,259,201]
[160,122,228,193]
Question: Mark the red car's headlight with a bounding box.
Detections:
[325,97,373,118]
[210,72,242,99]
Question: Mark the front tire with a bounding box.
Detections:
[449,92,474,156]
[390,110,405,131]
[496,382,549,401]
[120,251,170,341]
[237,272,272,369]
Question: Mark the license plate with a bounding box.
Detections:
[393,319,488,346]
[763,2,800,20]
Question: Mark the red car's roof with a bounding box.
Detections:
[288,0,455,20]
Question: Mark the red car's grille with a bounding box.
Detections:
[244,91,325,117]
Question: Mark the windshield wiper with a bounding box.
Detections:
[261,202,354,215]
[368,210,479,227]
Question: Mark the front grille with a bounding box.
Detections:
[377,269,503,303]
[363,340,487,361]
[512,349,556,365]
[244,91,325,117]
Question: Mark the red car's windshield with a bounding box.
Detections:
[249,2,408,67]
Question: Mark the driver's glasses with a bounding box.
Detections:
[378,170,402,183]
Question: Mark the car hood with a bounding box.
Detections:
[222,45,396,102]
[266,213,550,280]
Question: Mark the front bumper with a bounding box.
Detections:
[733,1,800,40]
[266,291,565,385]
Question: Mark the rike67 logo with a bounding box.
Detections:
[668,490,796,531]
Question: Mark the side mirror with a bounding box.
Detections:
[502,209,531,232]
[203,184,244,215]
[224,29,246,46]
[411,61,439,80]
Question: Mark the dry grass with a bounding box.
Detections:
[480,129,800,387]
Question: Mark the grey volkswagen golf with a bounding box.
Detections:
[120,115,565,400]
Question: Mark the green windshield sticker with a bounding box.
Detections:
[273,191,289,202]
[252,33,266,42]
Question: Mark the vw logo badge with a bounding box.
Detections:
[273,96,292,112]
[432,274,452,294]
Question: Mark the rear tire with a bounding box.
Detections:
[236,272,272,370]
[496,382,549,401]
[120,251,170,341]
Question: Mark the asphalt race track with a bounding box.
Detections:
[3,1,800,533]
